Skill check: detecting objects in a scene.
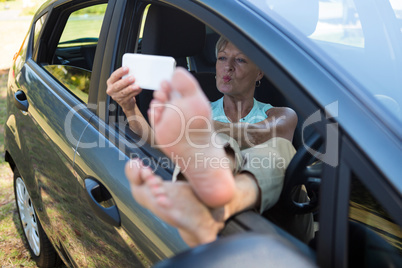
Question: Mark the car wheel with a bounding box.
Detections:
[13,167,62,267]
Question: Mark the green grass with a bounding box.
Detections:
[0,169,38,267]
[59,4,106,43]
[0,71,8,166]
[59,16,105,43]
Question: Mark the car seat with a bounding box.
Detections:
[138,4,214,121]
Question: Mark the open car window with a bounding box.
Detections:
[39,3,107,104]
[111,2,324,253]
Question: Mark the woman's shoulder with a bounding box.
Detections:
[266,106,297,121]
[254,99,273,112]
[210,97,223,108]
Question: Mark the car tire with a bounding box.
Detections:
[13,167,62,267]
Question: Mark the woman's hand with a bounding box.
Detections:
[213,107,298,149]
[106,67,142,115]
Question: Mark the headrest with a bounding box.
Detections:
[142,5,206,57]
[192,72,222,101]
[202,32,220,66]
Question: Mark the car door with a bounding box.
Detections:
[13,0,154,266]
[9,1,97,259]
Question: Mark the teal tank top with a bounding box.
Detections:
[211,97,273,123]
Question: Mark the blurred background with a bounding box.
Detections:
[0,0,46,70]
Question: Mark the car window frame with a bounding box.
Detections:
[99,0,144,123]
[31,0,113,117]
[32,12,48,61]
[37,0,109,64]
[42,3,108,104]
[70,0,165,165]
[93,0,137,119]
[110,0,334,261]
[98,0,401,266]
[102,0,178,174]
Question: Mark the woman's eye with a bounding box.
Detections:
[218,56,226,61]
[236,58,246,63]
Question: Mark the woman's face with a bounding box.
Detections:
[216,42,263,98]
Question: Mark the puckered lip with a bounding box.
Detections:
[223,75,232,83]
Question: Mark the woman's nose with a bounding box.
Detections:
[225,59,234,71]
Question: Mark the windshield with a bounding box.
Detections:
[243,0,402,125]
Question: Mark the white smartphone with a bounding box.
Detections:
[122,53,176,90]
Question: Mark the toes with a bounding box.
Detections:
[142,169,172,207]
[139,163,154,178]
[150,183,165,196]
[157,80,173,102]
[155,194,171,207]
[125,159,143,186]
[148,99,164,126]
[154,85,170,103]
[149,181,171,207]
[146,174,164,190]
[127,160,171,208]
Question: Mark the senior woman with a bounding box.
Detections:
[211,37,297,148]
[107,37,312,247]
[107,36,297,146]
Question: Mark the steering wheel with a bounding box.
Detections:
[281,133,323,214]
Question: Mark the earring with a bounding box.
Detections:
[256,80,261,87]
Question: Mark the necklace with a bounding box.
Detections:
[223,98,253,123]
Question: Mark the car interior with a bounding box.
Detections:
[129,2,321,247]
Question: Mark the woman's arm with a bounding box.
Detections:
[106,67,154,143]
[213,107,297,149]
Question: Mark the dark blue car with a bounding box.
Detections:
[5,0,401,267]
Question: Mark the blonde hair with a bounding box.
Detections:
[215,36,229,58]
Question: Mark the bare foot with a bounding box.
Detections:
[148,67,235,208]
[126,159,226,247]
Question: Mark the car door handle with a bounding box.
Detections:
[14,90,29,112]
[84,178,121,227]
